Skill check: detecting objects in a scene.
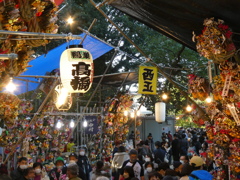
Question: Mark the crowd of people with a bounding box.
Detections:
[0,128,213,180]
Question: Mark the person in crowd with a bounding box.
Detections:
[192,138,202,156]
[0,154,8,175]
[96,177,109,180]
[173,161,182,177]
[136,143,148,159]
[153,141,165,164]
[180,163,194,180]
[144,154,158,169]
[69,153,87,180]
[164,169,178,176]
[77,147,92,180]
[128,131,135,146]
[67,163,81,180]
[166,131,173,143]
[120,149,144,180]
[113,141,122,158]
[0,175,11,180]
[148,172,163,180]
[156,162,169,177]
[161,142,171,164]
[112,146,129,180]
[11,157,28,180]
[162,176,178,180]
[180,155,189,165]
[188,156,213,180]
[48,157,67,180]
[67,138,75,152]
[179,134,189,156]
[187,142,196,158]
[23,167,36,180]
[92,161,110,180]
[171,134,180,161]
[145,133,154,152]
[161,133,168,143]
[33,162,49,180]
[122,166,135,180]
[144,162,154,180]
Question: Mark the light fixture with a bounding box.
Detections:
[6,77,16,92]
[130,112,135,118]
[162,93,168,100]
[186,105,192,112]
[56,87,68,106]
[56,120,62,129]
[124,111,128,116]
[70,120,75,128]
[67,17,73,24]
[136,111,141,116]
[176,116,180,120]
[205,96,212,103]
[83,120,88,128]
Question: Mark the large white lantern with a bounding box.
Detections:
[155,102,166,123]
[60,45,94,93]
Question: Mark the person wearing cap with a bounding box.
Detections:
[77,147,92,180]
[69,153,87,180]
[67,163,81,180]
[119,149,144,180]
[48,157,67,180]
[187,156,213,180]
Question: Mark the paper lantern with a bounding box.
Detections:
[53,84,72,110]
[60,45,94,93]
[155,102,166,123]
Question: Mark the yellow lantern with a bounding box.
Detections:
[60,45,94,93]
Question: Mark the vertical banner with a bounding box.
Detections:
[84,116,98,134]
[138,66,158,95]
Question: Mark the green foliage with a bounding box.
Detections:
[29,0,208,116]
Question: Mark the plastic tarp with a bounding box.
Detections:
[110,0,240,50]
[15,33,113,94]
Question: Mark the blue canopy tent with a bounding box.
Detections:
[14,34,113,95]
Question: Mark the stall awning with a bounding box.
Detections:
[15,33,113,94]
[110,0,240,50]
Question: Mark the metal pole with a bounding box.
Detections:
[0,53,18,60]
[18,75,59,78]
[80,19,97,45]
[134,110,137,148]
[0,30,82,40]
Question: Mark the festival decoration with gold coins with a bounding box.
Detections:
[87,93,136,166]
[192,18,240,180]
[0,0,58,90]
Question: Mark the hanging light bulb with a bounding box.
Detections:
[130,112,135,118]
[56,120,62,129]
[136,111,141,116]
[186,105,192,112]
[67,17,74,24]
[70,120,75,128]
[83,120,88,128]
[205,96,212,103]
[162,93,168,100]
[6,77,16,92]
[124,111,128,116]
[56,87,68,106]
[176,116,180,120]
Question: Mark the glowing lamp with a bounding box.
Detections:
[70,120,75,128]
[186,105,192,112]
[162,93,168,100]
[56,120,62,129]
[205,97,212,103]
[60,45,94,93]
[6,77,16,92]
[155,102,166,123]
[67,17,73,24]
[54,85,72,110]
[83,120,88,127]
